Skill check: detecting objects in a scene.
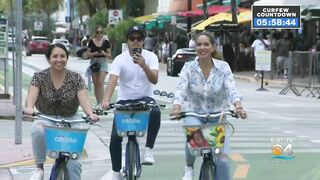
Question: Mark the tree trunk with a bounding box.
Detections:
[84,0,96,17]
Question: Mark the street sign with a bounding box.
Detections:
[108,10,123,25]
[255,50,271,71]
[0,17,8,59]
[34,21,43,31]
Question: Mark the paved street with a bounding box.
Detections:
[0,53,320,179]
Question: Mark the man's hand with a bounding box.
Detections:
[101,100,110,110]
[133,53,147,69]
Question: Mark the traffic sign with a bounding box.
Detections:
[109,10,123,25]
[34,21,43,31]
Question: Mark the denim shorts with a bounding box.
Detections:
[90,57,108,72]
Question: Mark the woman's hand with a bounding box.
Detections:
[169,108,181,120]
[23,107,34,116]
[88,113,99,122]
[235,107,247,119]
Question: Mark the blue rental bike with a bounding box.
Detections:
[110,101,156,180]
[25,112,99,180]
[170,110,238,180]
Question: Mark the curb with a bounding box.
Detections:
[234,74,287,88]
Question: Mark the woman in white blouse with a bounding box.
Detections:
[170,32,247,180]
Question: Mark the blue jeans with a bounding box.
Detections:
[31,114,83,180]
[184,116,230,180]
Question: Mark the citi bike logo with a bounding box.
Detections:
[122,118,141,124]
[271,143,295,161]
[55,136,77,143]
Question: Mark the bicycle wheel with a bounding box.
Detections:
[56,162,69,180]
[200,160,215,180]
[128,141,137,180]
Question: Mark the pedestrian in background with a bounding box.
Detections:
[24,43,99,180]
[274,32,290,79]
[188,35,195,49]
[251,32,270,79]
[170,32,247,180]
[101,25,161,180]
[86,26,112,110]
[161,38,170,63]
[144,32,157,52]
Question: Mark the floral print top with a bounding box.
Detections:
[31,68,86,116]
[173,58,242,113]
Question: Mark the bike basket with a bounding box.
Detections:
[183,124,226,156]
[44,126,88,159]
[114,110,150,137]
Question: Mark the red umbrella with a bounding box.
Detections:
[177,5,248,17]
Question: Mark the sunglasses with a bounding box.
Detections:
[128,36,143,42]
[96,30,103,34]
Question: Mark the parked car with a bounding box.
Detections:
[26,36,50,56]
[52,38,72,54]
[166,48,196,76]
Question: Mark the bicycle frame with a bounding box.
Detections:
[113,103,152,180]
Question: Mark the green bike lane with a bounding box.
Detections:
[138,152,320,180]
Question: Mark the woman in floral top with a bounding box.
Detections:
[24,43,99,180]
[170,32,247,180]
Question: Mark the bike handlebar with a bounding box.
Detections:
[23,111,99,125]
[107,101,157,111]
[169,110,239,120]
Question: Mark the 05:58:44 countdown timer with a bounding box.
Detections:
[253,18,299,28]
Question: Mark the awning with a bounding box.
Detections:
[177,5,248,17]
[192,10,251,31]
[144,15,178,30]
[134,14,158,23]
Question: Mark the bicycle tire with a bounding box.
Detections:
[200,160,215,180]
[56,162,70,180]
[128,141,137,180]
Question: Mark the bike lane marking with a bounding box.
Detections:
[230,153,250,179]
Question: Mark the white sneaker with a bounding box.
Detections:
[182,166,194,180]
[30,168,44,180]
[112,171,123,180]
[142,147,154,165]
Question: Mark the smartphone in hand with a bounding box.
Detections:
[132,48,142,63]
[132,48,142,55]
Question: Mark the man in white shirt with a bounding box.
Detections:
[102,25,161,180]
[251,33,270,78]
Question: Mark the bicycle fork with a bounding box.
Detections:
[124,136,142,178]
[49,156,69,180]
[199,153,216,180]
